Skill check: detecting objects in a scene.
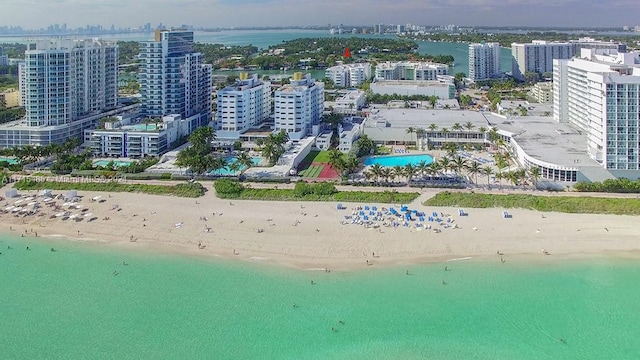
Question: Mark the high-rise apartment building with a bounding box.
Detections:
[553,49,640,173]
[17,61,26,106]
[512,41,575,81]
[0,46,9,66]
[325,63,371,87]
[468,43,501,81]
[216,73,271,139]
[0,38,136,148]
[138,30,212,129]
[23,39,118,127]
[273,73,324,140]
[513,39,627,82]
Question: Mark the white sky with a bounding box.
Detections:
[0,0,637,29]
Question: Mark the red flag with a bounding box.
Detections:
[344,47,351,58]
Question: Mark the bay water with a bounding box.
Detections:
[1,233,639,359]
[1,30,512,75]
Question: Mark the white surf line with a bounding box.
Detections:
[446,257,473,262]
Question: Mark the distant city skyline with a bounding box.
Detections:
[0,0,638,29]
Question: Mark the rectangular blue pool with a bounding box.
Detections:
[208,157,263,176]
[93,160,134,168]
[364,154,434,167]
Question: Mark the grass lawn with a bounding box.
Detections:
[310,151,332,163]
[424,191,640,215]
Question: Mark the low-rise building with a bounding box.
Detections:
[325,63,371,87]
[529,82,553,103]
[333,90,366,114]
[337,118,364,153]
[0,104,139,148]
[370,77,455,99]
[315,131,332,151]
[0,89,20,108]
[86,113,199,158]
[374,61,448,81]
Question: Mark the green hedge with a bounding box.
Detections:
[214,179,419,203]
[14,178,206,198]
[424,191,640,215]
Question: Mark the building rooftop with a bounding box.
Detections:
[487,114,592,167]
[361,108,615,182]
[368,108,489,129]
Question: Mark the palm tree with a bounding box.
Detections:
[451,123,463,140]
[363,170,374,183]
[392,165,405,183]
[327,149,345,175]
[440,127,449,142]
[235,151,254,172]
[427,95,438,109]
[494,171,504,188]
[467,161,482,184]
[439,157,451,174]
[343,155,359,181]
[416,160,429,178]
[463,121,475,133]
[444,143,457,158]
[404,163,417,185]
[228,161,242,176]
[478,126,488,143]
[370,164,383,184]
[528,166,542,190]
[406,127,415,146]
[322,113,345,135]
[505,171,518,187]
[451,155,467,177]
[380,167,392,184]
[427,123,438,133]
[482,165,494,187]
[214,157,229,175]
[429,162,442,177]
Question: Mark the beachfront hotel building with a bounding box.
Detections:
[0,38,137,148]
[215,73,271,140]
[273,73,324,140]
[324,63,371,87]
[374,62,448,81]
[553,49,640,176]
[512,41,575,81]
[468,43,501,81]
[86,114,194,158]
[512,39,627,82]
[138,30,212,130]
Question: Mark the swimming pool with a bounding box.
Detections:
[0,157,20,165]
[93,160,134,168]
[208,157,263,176]
[364,154,434,167]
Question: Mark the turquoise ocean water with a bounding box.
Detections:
[0,30,512,75]
[2,233,639,359]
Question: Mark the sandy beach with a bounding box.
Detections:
[2,183,640,270]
